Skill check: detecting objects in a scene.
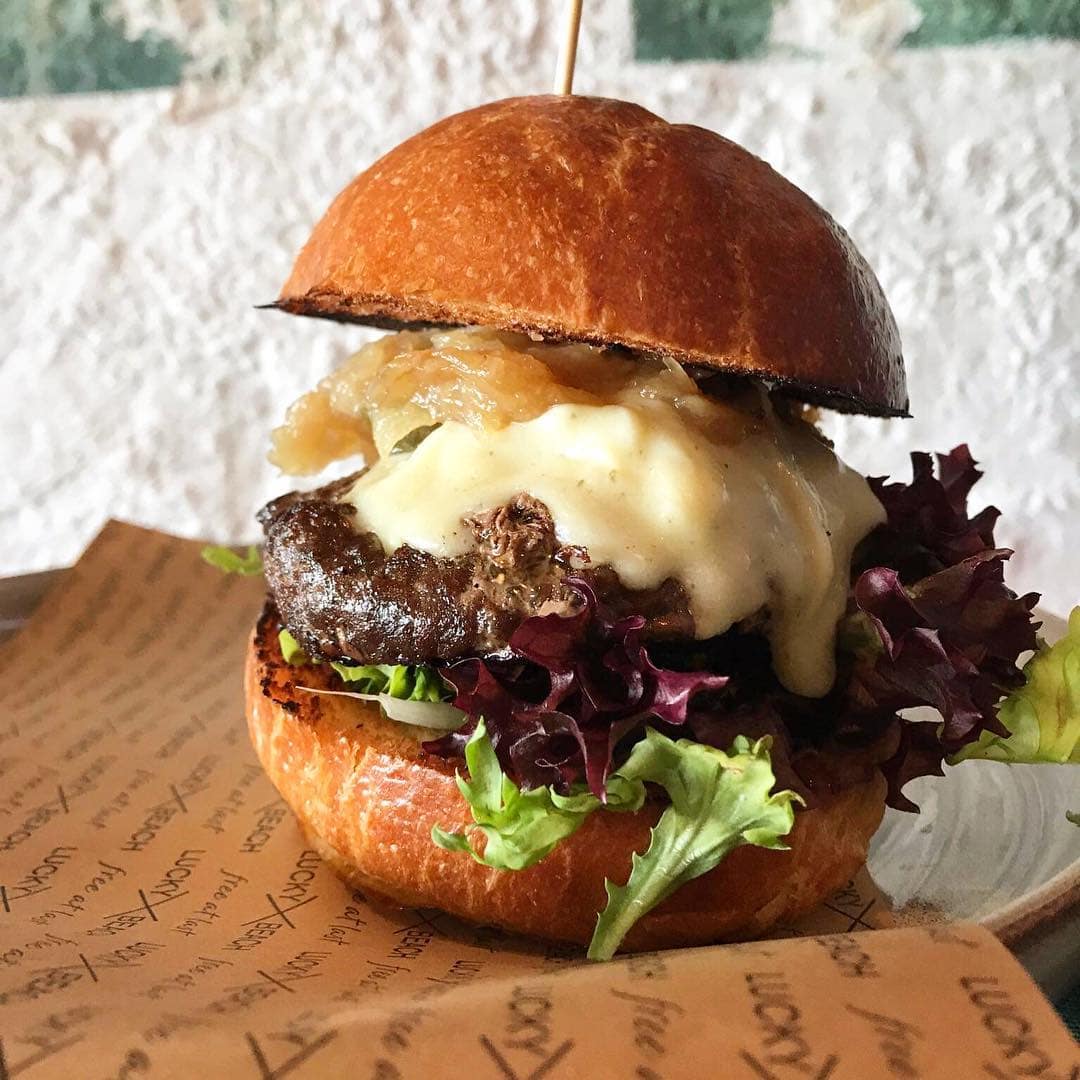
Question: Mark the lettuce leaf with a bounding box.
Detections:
[951,607,1080,765]
[845,550,1038,751]
[200,544,262,576]
[278,628,309,665]
[843,446,1041,807]
[432,718,645,871]
[433,722,797,959]
[278,627,453,710]
[588,731,800,960]
[426,579,727,798]
[330,660,451,702]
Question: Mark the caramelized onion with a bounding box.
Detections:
[269,327,759,475]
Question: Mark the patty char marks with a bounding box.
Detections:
[259,480,693,665]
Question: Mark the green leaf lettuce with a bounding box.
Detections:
[330,659,450,703]
[200,544,263,576]
[432,722,799,959]
[278,628,309,666]
[277,628,450,703]
[951,606,1080,765]
[431,718,645,871]
[588,730,800,960]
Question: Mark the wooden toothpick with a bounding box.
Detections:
[553,0,584,94]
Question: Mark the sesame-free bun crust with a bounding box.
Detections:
[246,612,887,952]
[275,95,906,416]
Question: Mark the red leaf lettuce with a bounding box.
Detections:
[426,581,727,800]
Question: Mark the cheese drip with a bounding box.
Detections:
[342,398,884,698]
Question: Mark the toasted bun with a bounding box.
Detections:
[246,611,887,952]
[274,95,906,416]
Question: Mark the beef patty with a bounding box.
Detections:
[259,476,694,665]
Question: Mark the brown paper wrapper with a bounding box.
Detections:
[1,522,1075,1076]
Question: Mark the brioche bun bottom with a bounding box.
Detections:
[245,611,886,952]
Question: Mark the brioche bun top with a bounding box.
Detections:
[276,95,907,416]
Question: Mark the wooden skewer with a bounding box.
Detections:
[553,0,584,94]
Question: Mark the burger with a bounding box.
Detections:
[206,96,1078,960]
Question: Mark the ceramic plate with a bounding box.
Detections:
[1,575,1077,994]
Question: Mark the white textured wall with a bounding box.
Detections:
[3,0,1078,613]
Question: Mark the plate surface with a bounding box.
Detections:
[1,575,1077,993]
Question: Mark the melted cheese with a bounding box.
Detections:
[342,398,884,697]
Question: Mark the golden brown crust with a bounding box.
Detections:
[246,612,887,952]
[275,95,907,417]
